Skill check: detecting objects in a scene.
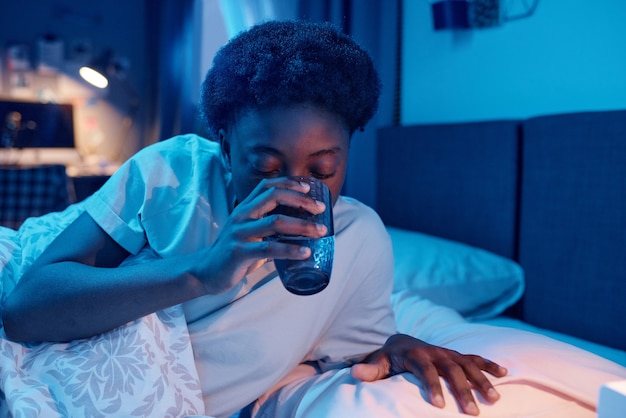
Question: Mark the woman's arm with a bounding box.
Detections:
[2,177,329,343]
[2,212,207,342]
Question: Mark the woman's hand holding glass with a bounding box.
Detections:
[191,177,328,295]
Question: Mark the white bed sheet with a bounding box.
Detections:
[255,290,626,417]
[477,316,626,368]
[2,291,625,418]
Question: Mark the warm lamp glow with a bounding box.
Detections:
[79,66,109,89]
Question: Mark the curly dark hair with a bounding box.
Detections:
[199,20,381,138]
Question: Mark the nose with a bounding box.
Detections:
[285,167,310,179]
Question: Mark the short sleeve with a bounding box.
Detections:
[84,135,218,255]
[84,158,147,254]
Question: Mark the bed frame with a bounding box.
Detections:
[376,109,626,352]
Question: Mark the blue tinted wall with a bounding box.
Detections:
[402,0,626,124]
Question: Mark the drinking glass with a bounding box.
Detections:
[268,177,334,295]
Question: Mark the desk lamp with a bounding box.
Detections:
[78,50,138,164]
[79,50,130,89]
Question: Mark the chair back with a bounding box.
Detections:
[0,165,72,229]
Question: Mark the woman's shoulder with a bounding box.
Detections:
[137,134,220,159]
[334,196,387,238]
[127,134,223,179]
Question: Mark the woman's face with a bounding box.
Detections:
[220,105,350,205]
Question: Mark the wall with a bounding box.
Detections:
[402,0,626,124]
[0,0,147,167]
[345,1,400,209]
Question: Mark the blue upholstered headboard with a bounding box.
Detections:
[376,110,626,351]
[377,120,521,259]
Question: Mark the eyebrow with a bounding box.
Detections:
[251,145,343,158]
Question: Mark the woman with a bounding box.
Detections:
[2,21,505,416]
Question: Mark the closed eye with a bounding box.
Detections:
[252,167,281,177]
[310,171,335,180]
[249,153,282,177]
[309,157,339,180]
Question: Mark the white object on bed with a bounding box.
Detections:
[255,291,626,417]
[385,226,626,367]
[386,226,524,320]
[479,316,626,368]
[2,221,623,417]
[598,380,626,418]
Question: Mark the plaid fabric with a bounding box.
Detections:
[0,165,72,229]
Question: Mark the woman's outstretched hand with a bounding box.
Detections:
[351,333,508,416]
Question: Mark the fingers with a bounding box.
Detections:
[408,360,447,409]
[423,353,505,415]
[199,237,312,294]
[261,213,328,239]
[198,178,331,294]
[350,355,390,381]
[228,218,321,262]
[351,363,385,381]
[478,356,508,378]
[244,258,274,275]
[462,355,507,403]
[240,177,326,220]
[439,359,481,415]
[232,239,311,265]
[381,335,506,416]
[403,356,480,415]
[206,177,329,289]
[231,177,330,246]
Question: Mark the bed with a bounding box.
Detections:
[1,109,625,417]
[376,109,626,362]
[375,109,626,415]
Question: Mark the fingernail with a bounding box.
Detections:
[315,200,326,210]
[466,402,479,415]
[299,181,311,191]
[299,246,310,256]
[316,224,327,234]
[487,388,500,400]
[432,394,445,408]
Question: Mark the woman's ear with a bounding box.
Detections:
[218,129,232,172]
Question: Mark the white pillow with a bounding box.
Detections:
[386,226,525,320]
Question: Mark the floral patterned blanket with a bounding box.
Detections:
[0,306,204,418]
[0,207,204,417]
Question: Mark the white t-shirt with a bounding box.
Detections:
[84,134,397,417]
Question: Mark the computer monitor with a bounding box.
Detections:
[0,100,76,148]
[0,100,81,165]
